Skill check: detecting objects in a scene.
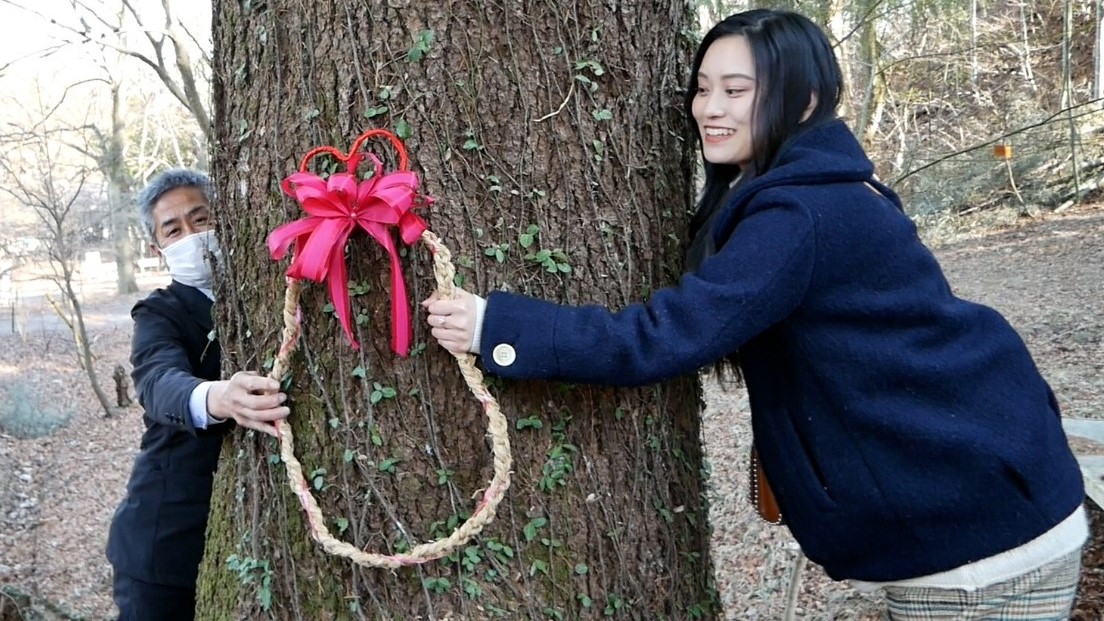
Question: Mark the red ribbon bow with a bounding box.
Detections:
[267,129,428,355]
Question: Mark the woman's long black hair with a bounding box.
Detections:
[682,10,844,380]
[684,9,844,266]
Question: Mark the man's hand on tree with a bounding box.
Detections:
[207,371,289,437]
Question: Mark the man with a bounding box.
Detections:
[106,169,290,621]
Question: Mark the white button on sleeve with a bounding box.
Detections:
[492,344,516,367]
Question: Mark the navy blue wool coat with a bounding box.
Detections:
[478,120,1084,581]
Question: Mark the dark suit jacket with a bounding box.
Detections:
[106,281,230,587]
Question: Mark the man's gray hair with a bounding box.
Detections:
[138,168,213,241]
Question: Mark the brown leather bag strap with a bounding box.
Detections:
[750,445,784,525]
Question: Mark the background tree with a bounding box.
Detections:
[199,1,715,619]
[1,0,212,294]
[62,71,141,295]
[0,88,117,419]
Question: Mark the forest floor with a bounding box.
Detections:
[0,204,1101,620]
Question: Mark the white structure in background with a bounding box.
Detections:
[0,265,11,305]
[136,256,163,273]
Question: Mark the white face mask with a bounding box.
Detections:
[160,230,221,290]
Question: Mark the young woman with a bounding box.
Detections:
[425,10,1087,619]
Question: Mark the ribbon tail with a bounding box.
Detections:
[388,245,412,357]
[365,225,410,357]
[327,249,360,350]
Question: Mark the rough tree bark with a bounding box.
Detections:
[199,1,716,619]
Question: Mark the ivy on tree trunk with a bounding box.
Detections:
[200,1,717,619]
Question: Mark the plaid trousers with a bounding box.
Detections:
[883,549,1082,621]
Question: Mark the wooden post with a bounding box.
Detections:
[113,364,133,408]
[994,144,1026,209]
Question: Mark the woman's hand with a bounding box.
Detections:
[422,288,486,354]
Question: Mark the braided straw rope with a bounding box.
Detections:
[268,230,512,568]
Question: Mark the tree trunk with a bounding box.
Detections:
[856,0,887,147]
[1096,0,1104,100]
[1018,0,1039,93]
[67,286,117,419]
[970,0,979,93]
[200,1,715,620]
[49,267,117,419]
[823,0,852,121]
[108,80,139,295]
[1062,0,1082,201]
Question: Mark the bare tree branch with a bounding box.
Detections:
[161,0,211,136]
[3,0,211,141]
[177,18,212,67]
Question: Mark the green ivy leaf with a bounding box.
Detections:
[516,416,543,431]
[529,559,549,576]
[395,119,413,139]
[423,576,450,594]
[363,105,389,118]
[407,29,435,62]
[573,59,605,76]
[523,517,547,542]
[348,280,371,296]
[313,475,325,490]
